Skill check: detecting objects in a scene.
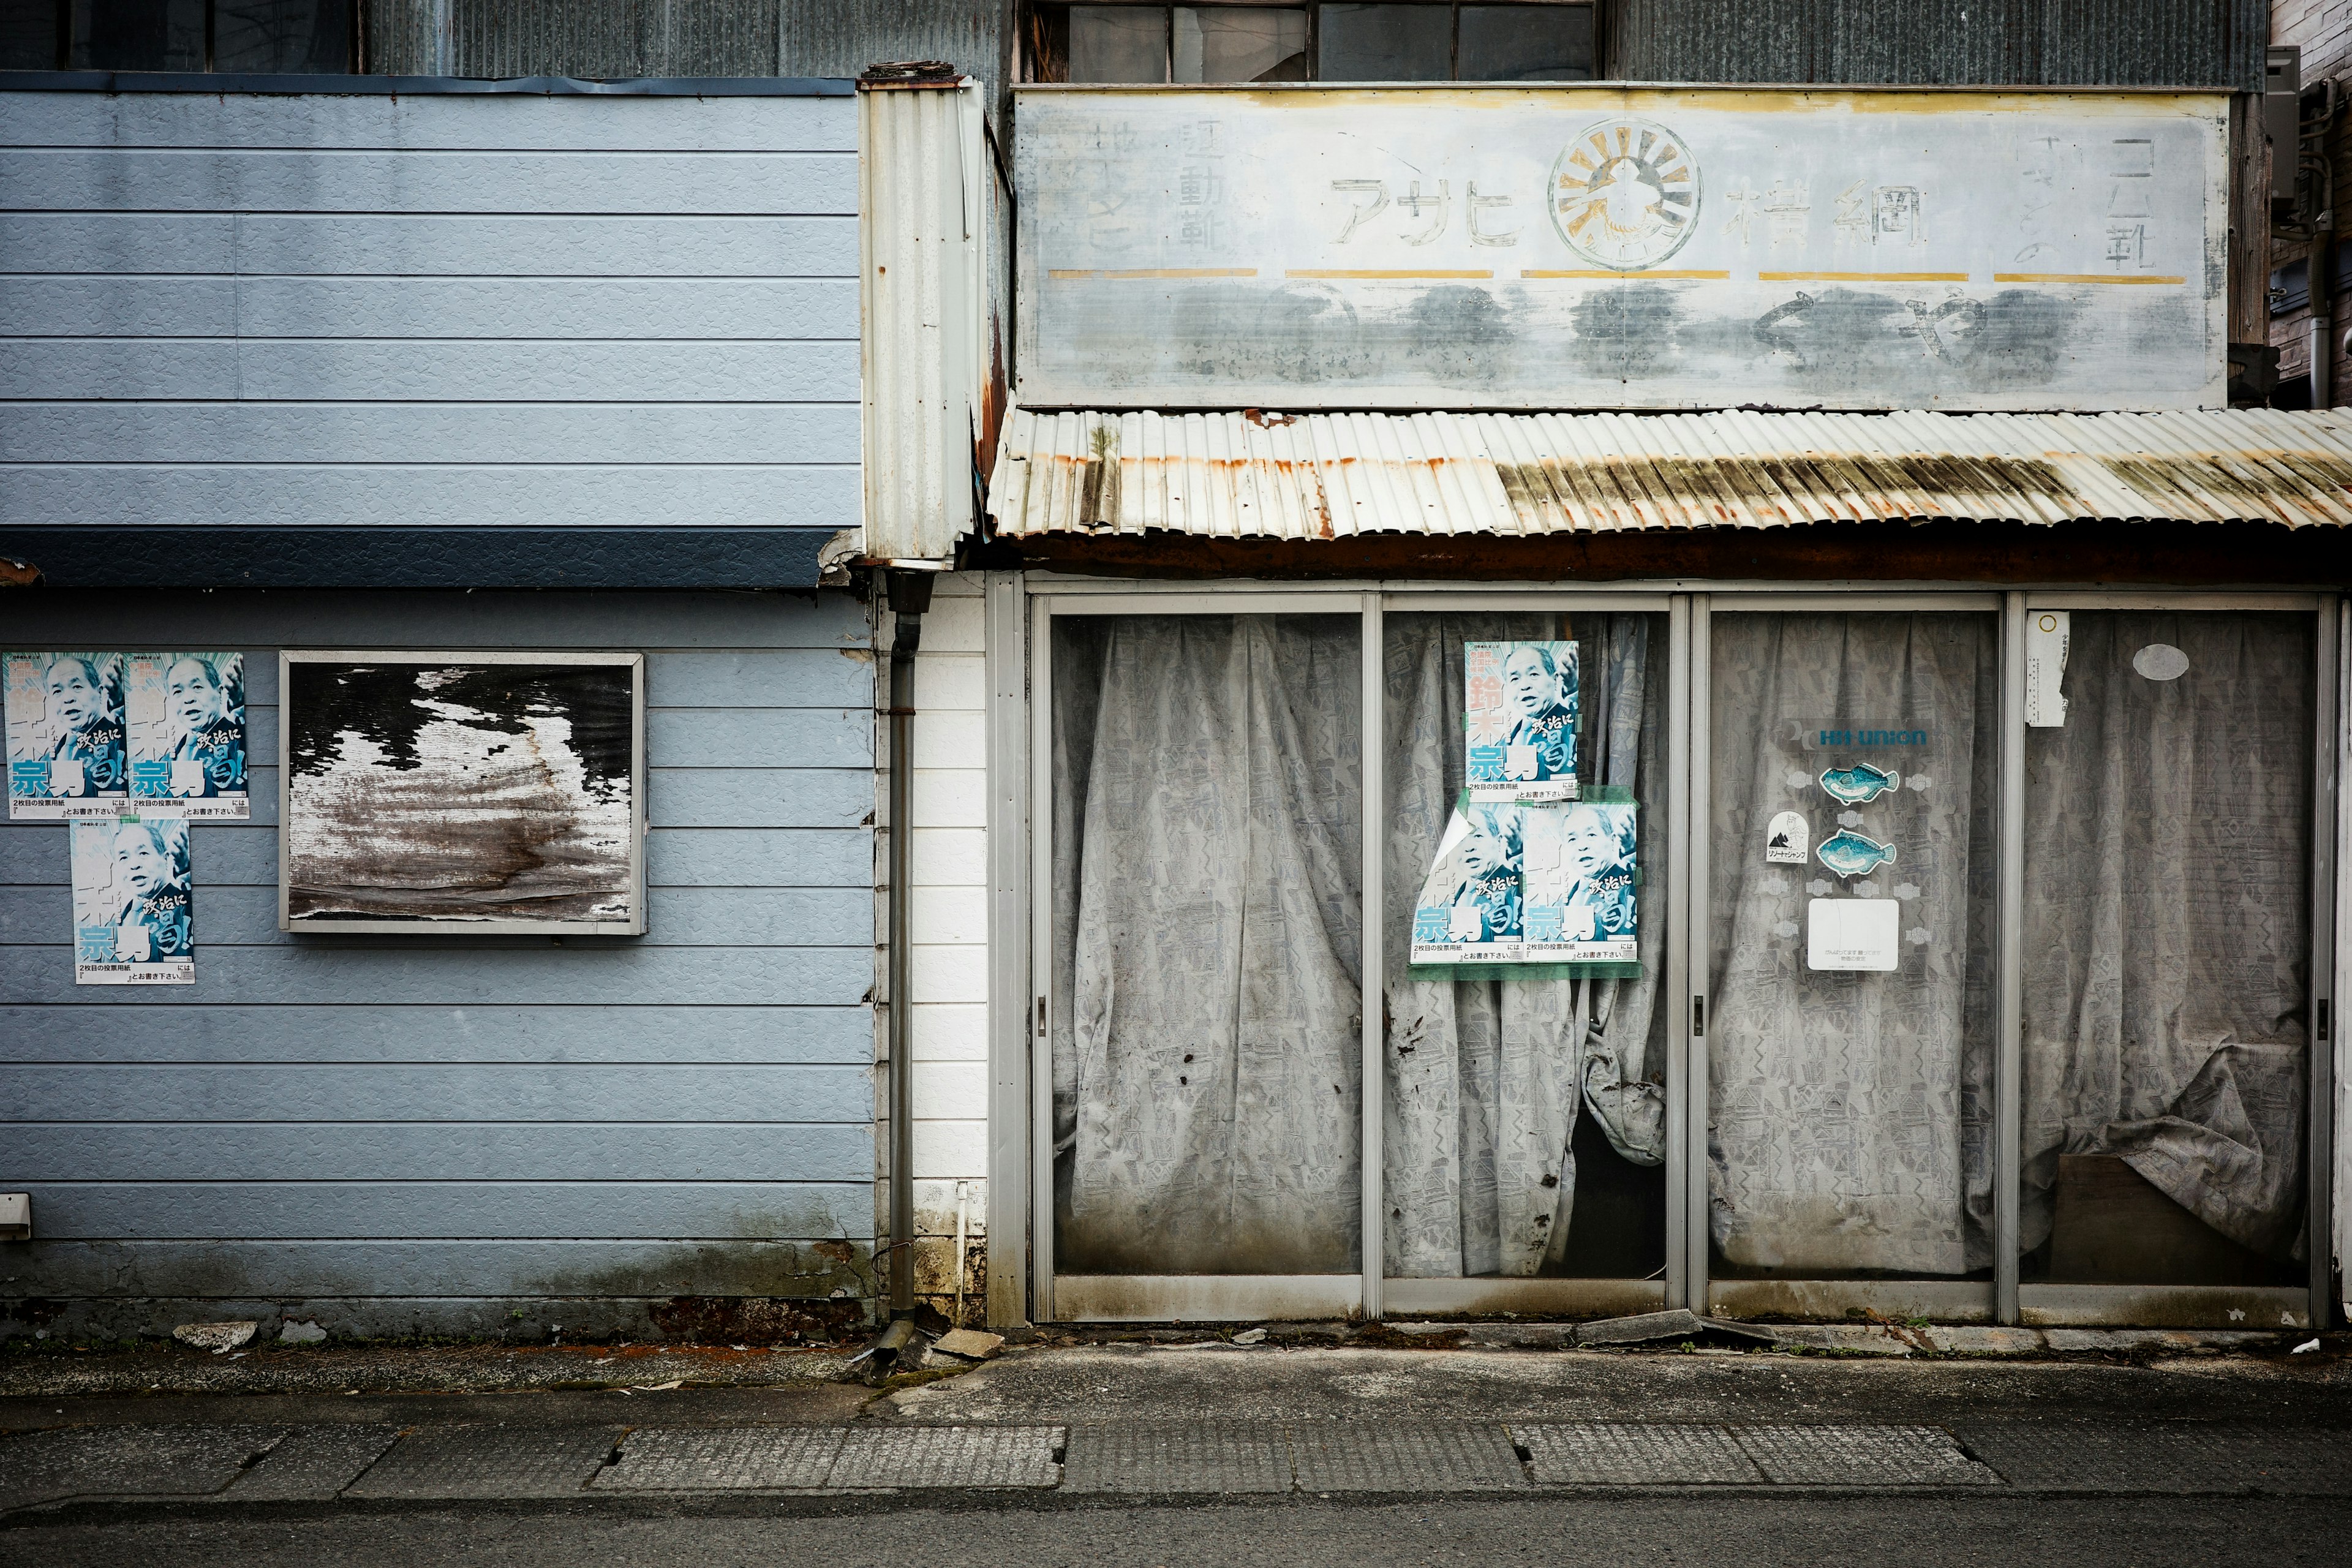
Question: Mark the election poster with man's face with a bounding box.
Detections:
[6,652,129,820]
[1409,801,1526,966]
[1465,641,1578,803]
[127,652,251,820]
[71,816,196,986]
[1523,801,1640,964]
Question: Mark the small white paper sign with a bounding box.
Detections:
[1807,898,1900,971]
[2025,611,2069,727]
[1765,810,1809,865]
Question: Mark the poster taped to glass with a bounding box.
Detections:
[1525,801,1640,963]
[71,816,195,985]
[128,652,250,820]
[1410,801,1525,965]
[5,652,128,820]
[1465,641,1578,802]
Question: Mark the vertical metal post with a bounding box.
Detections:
[1995,592,2027,1325]
[1683,595,1713,1310]
[1359,591,1385,1321]
[2310,598,2342,1329]
[1028,598,1058,1320]
[1662,595,1692,1310]
[984,571,1033,1328]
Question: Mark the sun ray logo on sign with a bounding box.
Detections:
[1550,118,1700,271]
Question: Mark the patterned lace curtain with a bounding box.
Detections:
[1381,613,1668,1278]
[1050,615,1363,1274]
[2020,612,2313,1263]
[1706,612,1998,1276]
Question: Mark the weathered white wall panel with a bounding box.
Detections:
[1016,86,2228,412]
[877,573,995,1315]
[0,86,857,533]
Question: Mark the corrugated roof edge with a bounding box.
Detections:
[0,71,854,96]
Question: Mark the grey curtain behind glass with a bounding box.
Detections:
[1708,614,1997,1276]
[1052,616,1363,1274]
[2021,612,2313,1262]
[1382,614,1668,1279]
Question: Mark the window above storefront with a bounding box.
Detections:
[1026,1,1594,85]
[0,0,354,74]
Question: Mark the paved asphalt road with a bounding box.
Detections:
[6,1494,2350,1567]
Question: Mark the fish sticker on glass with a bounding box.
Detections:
[70,816,195,986]
[127,653,251,820]
[1817,760,1902,804]
[1816,827,1898,878]
[5,652,129,821]
[1523,800,1639,963]
[1410,801,1526,965]
[1765,809,1809,865]
[1464,641,1578,802]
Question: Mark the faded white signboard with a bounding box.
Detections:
[1016,86,2226,410]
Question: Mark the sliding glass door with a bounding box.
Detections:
[1022,584,2335,1329]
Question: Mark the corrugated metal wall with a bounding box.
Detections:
[1610,0,2266,92]
[363,1,1008,86]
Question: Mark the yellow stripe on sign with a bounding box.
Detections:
[1521,268,1732,279]
[1757,270,1970,282]
[1045,267,1260,280]
[1992,272,2187,285]
[1284,268,1495,279]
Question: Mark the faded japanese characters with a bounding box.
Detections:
[71,816,195,985]
[6,652,128,820]
[1465,640,1578,802]
[127,652,251,820]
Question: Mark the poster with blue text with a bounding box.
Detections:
[6,652,129,821]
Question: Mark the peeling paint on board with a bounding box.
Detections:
[282,654,644,932]
[1015,86,2228,411]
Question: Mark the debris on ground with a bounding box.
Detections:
[933,1329,1006,1360]
[170,1322,258,1354]
[1572,1309,1777,1348]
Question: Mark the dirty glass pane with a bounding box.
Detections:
[1174,6,1307,82]
[70,0,206,70]
[1457,3,1593,80]
[1317,2,1452,81]
[0,0,61,69]
[214,0,351,73]
[1052,614,1363,1275]
[2019,611,2312,1289]
[1382,612,1669,1280]
[1068,4,1169,82]
[1708,612,1998,1282]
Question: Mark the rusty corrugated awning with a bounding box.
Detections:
[986,407,2352,540]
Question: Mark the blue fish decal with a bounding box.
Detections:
[1817,829,1898,877]
[1819,761,1902,804]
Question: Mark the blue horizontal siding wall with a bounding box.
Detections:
[0,589,877,1340]
[0,86,859,537]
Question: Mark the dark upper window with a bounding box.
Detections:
[0,1,355,73]
[1030,2,1594,85]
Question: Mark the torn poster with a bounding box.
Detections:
[281,652,644,933]
[1410,799,1525,965]
[72,816,195,984]
[2026,611,2069,726]
[1523,799,1640,965]
[1465,640,1578,802]
[127,652,250,820]
[6,652,128,820]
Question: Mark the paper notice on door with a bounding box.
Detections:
[2025,611,2069,727]
[1806,897,1899,971]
